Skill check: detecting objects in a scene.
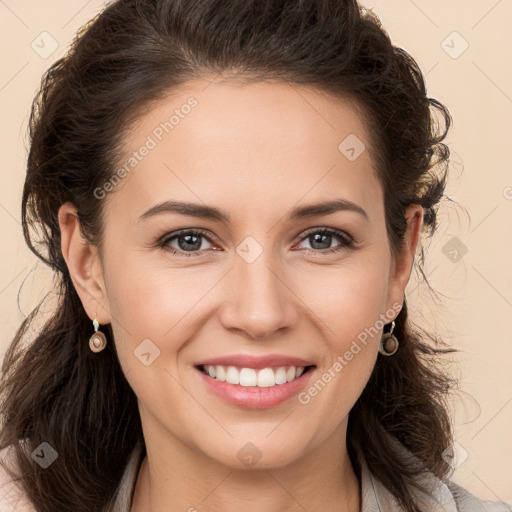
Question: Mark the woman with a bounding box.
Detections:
[0,0,509,511]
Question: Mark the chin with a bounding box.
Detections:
[202,438,308,471]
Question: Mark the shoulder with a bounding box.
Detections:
[392,435,511,512]
[358,435,511,512]
[0,445,36,512]
[446,480,511,512]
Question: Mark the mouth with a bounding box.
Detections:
[196,364,316,388]
[193,364,317,409]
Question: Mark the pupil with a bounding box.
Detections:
[311,233,331,250]
[179,234,201,251]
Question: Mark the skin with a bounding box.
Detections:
[58,77,423,512]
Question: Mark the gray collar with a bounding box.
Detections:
[354,439,458,512]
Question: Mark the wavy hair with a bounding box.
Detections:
[0,1,457,510]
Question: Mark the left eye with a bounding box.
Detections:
[295,228,353,253]
[159,228,353,257]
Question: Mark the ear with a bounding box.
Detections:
[386,204,424,313]
[58,202,111,325]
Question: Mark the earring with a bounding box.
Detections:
[379,320,399,356]
[89,318,107,353]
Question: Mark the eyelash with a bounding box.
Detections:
[157,227,355,258]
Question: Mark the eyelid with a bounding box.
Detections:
[295,226,354,245]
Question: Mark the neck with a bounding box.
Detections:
[130,430,361,512]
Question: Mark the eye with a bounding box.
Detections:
[294,227,354,255]
[159,229,216,257]
[157,227,355,258]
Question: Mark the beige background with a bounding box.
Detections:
[1,0,511,503]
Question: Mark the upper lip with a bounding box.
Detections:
[195,354,316,369]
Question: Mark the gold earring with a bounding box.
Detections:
[89,318,107,353]
[379,320,399,356]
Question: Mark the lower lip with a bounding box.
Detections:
[195,367,315,409]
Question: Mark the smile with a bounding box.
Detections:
[200,364,312,388]
[194,364,316,409]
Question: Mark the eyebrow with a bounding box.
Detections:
[136,198,368,224]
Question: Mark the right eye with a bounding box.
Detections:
[158,229,218,257]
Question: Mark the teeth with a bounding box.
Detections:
[216,365,226,381]
[257,368,275,387]
[202,365,308,387]
[225,366,240,385]
[275,367,287,385]
[239,368,257,387]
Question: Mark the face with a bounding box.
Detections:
[60,78,422,471]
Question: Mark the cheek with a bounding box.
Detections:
[103,255,231,390]
[295,259,390,346]
[292,257,389,410]
[103,258,199,421]
[293,267,387,438]
[105,255,207,340]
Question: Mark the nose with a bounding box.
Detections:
[218,250,300,340]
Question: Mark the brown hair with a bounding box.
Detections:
[0,1,457,510]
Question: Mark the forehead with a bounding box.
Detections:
[105,78,382,224]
